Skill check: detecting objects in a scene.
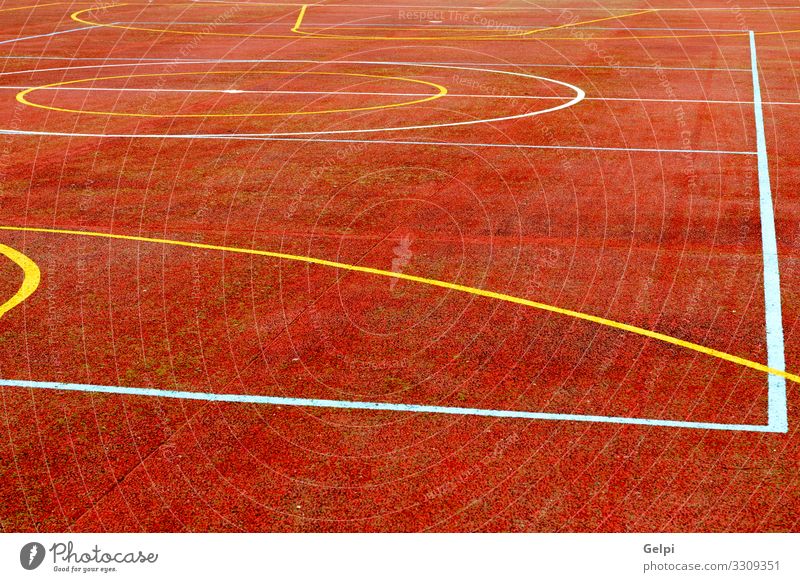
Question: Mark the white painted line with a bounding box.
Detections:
[0,55,752,73]
[0,58,759,154]
[1,59,587,137]
[1,85,797,106]
[0,379,779,433]
[0,25,99,46]
[750,31,788,433]
[0,59,203,80]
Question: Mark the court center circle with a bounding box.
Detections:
[4,60,585,136]
[15,70,448,119]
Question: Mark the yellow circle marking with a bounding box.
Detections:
[0,244,41,320]
[1,225,798,385]
[70,3,800,42]
[15,70,447,119]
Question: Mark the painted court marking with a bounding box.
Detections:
[0,224,794,433]
[0,59,755,153]
[0,25,100,46]
[3,85,799,107]
[110,22,749,33]
[0,129,757,156]
[0,379,782,433]
[291,3,657,41]
[0,2,65,14]
[6,57,788,107]
[68,3,657,42]
[15,69,448,118]
[65,3,800,41]
[0,54,754,73]
[0,244,40,318]
[5,59,586,137]
[0,12,790,433]
[750,31,788,433]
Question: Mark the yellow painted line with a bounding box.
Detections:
[520,9,655,37]
[70,3,800,41]
[45,2,800,9]
[0,2,63,13]
[291,3,306,33]
[15,70,447,118]
[1,224,798,385]
[292,5,657,40]
[0,243,41,319]
[71,4,305,40]
[297,25,559,31]
[296,6,800,41]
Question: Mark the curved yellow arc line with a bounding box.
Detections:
[0,244,41,319]
[15,70,447,119]
[72,3,311,40]
[1,225,797,385]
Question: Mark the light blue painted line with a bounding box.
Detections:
[750,31,788,434]
[0,25,99,47]
[0,379,779,432]
[0,129,757,156]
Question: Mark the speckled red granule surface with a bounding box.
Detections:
[0,0,799,532]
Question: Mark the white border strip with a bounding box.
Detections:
[750,31,788,433]
[0,379,779,432]
[0,55,752,73]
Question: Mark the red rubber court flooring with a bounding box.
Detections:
[0,0,799,532]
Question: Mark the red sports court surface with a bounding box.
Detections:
[0,0,799,532]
